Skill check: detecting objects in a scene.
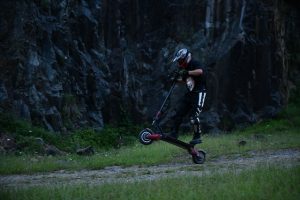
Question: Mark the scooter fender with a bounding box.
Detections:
[146,134,162,141]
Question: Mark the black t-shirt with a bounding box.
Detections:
[185,59,206,92]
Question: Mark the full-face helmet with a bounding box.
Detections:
[172,48,190,67]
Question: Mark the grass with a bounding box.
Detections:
[0,129,299,174]
[0,87,299,200]
[1,165,299,200]
[0,112,143,153]
[0,143,180,174]
[1,108,300,174]
[0,85,299,175]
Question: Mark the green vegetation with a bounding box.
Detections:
[0,87,298,174]
[0,128,299,174]
[1,166,299,200]
[1,90,300,174]
[0,113,142,153]
[0,86,299,200]
[0,142,179,174]
[0,81,299,174]
[0,94,299,156]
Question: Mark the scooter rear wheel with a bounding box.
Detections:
[192,150,206,164]
[139,128,154,145]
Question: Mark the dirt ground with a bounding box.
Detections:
[0,149,299,188]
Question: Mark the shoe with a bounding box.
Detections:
[189,138,202,145]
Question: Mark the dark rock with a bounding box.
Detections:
[44,106,63,131]
[76,146,95,156]
[44,144,65,156]
[12,100,31,122]
[88,111,104,129]
[258,106,280,119]
[238,140,247,147]
[37,138,66,156]
[232,107,255,125]
[35,137,45,146]
[200,111,221,134]
[0,133,17,152]
[0,82,8,102]
[0,0,298,135]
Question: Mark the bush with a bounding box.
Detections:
[15,136,44,154]
[0,113,143,154]
[71,128,117,149]
[71,124,142,150]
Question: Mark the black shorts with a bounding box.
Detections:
[174,90,207,121]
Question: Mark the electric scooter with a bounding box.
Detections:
[138,72,206,164]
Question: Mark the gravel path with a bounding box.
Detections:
[0,149,299,188]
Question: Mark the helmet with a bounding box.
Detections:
[173,48,190,68]
[173,48,189,62]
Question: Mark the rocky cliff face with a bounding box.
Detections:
[0,0,299,133]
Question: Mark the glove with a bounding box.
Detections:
[179,69,188,78]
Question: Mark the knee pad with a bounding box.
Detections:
[190,116,200,125]
[193,124,201,134]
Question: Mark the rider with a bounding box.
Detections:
[169,48,207,145]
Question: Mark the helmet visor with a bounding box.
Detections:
[178,58,185,65]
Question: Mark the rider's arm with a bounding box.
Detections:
[188,69,203,76]
[176,77,185,83]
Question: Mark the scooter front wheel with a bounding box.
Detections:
[192,150,206,164]
[139,128,154,145]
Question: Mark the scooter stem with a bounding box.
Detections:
[152,78,178,125]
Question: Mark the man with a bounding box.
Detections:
[169,48,207,145]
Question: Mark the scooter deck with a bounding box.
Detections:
[162,135,195,149]
[147,134,195,150]
[141,130,206,164]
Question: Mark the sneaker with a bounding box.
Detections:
[189,138,202,145]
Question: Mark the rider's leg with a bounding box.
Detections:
[168,93,191,139]
[190,122,202,145]
[189,90,206,145]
